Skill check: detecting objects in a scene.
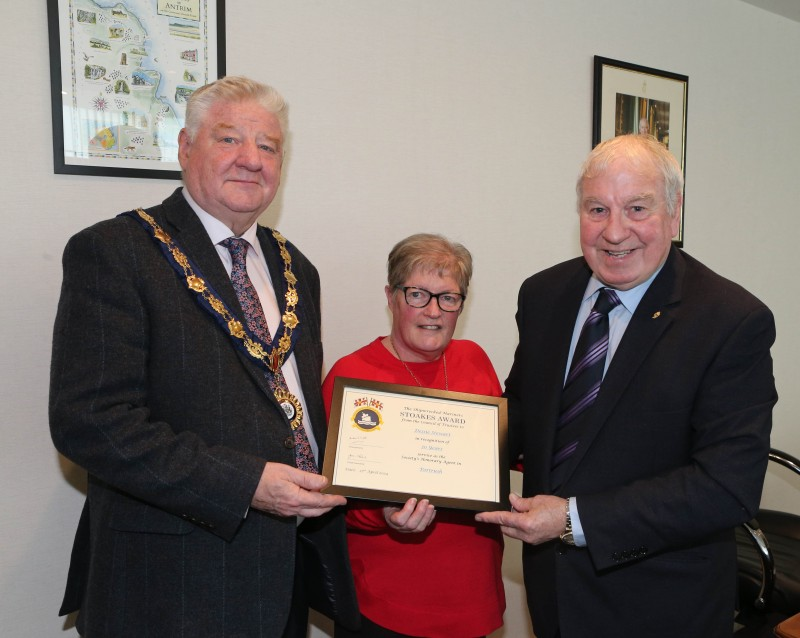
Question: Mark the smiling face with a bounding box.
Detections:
[579,156,680,290]
[178,98,283,235]
[386,268,463,362]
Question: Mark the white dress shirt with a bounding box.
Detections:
[567,267,663,545]
[182,189,320,463]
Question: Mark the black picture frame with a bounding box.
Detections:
[592,56,688,246]
[323,377,509,511]
[47,0,226,179]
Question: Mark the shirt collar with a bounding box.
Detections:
[182,188,263,260]
[585,264,664,315]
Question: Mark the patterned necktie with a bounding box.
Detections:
[551,287,621,489]
[221,238,318,473]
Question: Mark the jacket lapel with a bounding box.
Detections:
[528,261,592,490]
[159,190,275,397]
[558,247,684,486]
[161,189,243,315]
[256,227,326,441]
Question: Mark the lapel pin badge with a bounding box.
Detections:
[652,311,661,319]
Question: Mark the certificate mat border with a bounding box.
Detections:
[322,377,509,511]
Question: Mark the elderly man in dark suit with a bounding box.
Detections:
[477,134,777,637]
[50,76,357,637]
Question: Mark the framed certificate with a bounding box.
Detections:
[322,377,509,511]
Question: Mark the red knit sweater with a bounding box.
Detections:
[322,338,506,637]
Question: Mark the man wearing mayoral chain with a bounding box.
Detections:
[50,76,358,637]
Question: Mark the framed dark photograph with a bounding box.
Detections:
[322,377,509,511]
[47,0,226,179]
[592,56,688,245]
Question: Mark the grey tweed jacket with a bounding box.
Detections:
[50,188,356,637]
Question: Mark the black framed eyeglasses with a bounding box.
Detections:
[396,286,465,312]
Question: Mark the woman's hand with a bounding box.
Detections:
[384,497,436,533]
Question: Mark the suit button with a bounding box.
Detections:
[284,436,295,449]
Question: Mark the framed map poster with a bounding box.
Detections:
[47,0,226,179]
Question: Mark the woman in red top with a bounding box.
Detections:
[322,234,505,638]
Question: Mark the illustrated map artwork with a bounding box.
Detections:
[59,0,215,169]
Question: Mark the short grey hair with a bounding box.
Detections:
[576,134,684,217]
[387,233,473,296]
[184,76,288,140]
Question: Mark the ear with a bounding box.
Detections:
[670,194,683,237]
[177,129,191,169]
[384,285,394,306]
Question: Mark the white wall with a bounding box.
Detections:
[2,1,799,636]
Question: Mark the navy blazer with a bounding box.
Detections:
[505,247,777,638]
[50,188,357,637]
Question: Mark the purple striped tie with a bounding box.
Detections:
[222,238,318,473]
[551,288,621,489]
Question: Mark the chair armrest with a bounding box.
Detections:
[769,449,800,477]
[742,518,776,611]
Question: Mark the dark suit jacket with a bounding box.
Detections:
[505,247,777,638]
[50,188,357,637]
